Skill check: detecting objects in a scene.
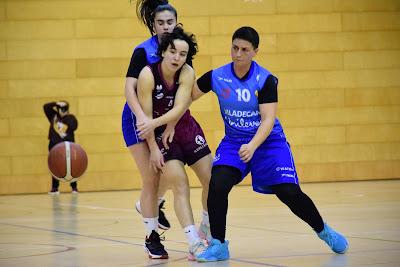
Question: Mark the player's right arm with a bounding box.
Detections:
[43,102,58,122]
[192,70,212,101]
[125,48,148,121]
[137,67,165,172]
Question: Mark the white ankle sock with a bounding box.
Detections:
[184,225,200,246]
[201,210,210,226]
[143,217,158,236]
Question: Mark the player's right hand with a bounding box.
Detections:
[149,148,165,173]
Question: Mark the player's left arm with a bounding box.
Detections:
[239,75,278,163]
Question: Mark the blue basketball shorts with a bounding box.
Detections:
[213,135,299,194]
[121,102,144,147]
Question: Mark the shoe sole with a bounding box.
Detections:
[144,246,168,259]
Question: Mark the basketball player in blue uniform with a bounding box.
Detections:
[122,0,210,259]
[136,26,211,260]
[191,27,349,262]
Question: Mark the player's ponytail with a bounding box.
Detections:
[135,0,177,35]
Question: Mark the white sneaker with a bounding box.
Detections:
[188,240,207,261]
[48,189,60,195]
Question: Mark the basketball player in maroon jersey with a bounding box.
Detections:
[136,26,212,260]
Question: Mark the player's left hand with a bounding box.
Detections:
[239,143,255,163]
[137,119,156,139]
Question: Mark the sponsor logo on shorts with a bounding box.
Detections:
[281,173,296,178]
[214,153,220,162]
[195,135,205,145]
[194,135,208,153]
[276,166,294,172]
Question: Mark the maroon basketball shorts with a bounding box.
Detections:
[156,116,211,166]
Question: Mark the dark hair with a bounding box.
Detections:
[135,0,178,35]
[157,25,198,62]
[232,26,259,49]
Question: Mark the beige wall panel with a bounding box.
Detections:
[78,116,121,134]
[0,119,9,136]
[10,117,47,137]
[345,87,400,106]
[0,98,77,118]
[211,55,232,69]
[0,80,7,98]
[7,40,76,60]
[76,39,137,59]
[0,60,76,80]
[0,174,49,194]
[0,157,11,180]
[173,0,276,16]
[192,56,212,77]
[277,0,335,13]
[190,93,215,112]
[343,12,400,31]
[199,35,276,56]
[277,32,400,52]
[76,18,147,39]
[277,69,400,90]
[78,134,125,154]
[284,126,346,146]
[6,1,133,20]
[8,78,124,98]
[0,137,47,157]
[78,171,142,192]
[346,124,400,143]
[0,20,75,40]
[0,1,4,20]
[78,96,125,116]
[179,17,210,36]
[280,106,400,127]
[86,152,135,172]
[344,50,400,70]
[333,0,400,12]
[193,111,224,131]
[0,41,5,60]
[0,157,11,176]
[257,52,343,72]
[297,160,400,182]
[76,58,126,78]
[211,14,341,35]
[12,155,47,175]
[292,143,400,164]
[8,39,136,60]
[279,88,344,108]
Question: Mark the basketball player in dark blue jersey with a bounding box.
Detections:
[191,26,349,262]
[136,26,211,260]
[122,1,211,259]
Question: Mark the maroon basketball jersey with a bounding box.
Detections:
[149,62,191,135]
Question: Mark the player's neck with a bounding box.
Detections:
[160,61,176,85]
[233,62,251,79]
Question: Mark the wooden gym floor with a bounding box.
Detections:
[0,179,399,267]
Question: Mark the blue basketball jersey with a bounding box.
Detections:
[134,35,160,64]
[211,61,284,140]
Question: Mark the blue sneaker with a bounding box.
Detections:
[196,238,229,262]
[317,223,349,254]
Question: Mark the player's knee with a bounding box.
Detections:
[209,166,241,194]
[272,183,302,203]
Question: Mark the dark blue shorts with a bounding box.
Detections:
[213,135,299,194]
[122,102,143,147]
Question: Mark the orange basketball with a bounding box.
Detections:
[48,141,88,183]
